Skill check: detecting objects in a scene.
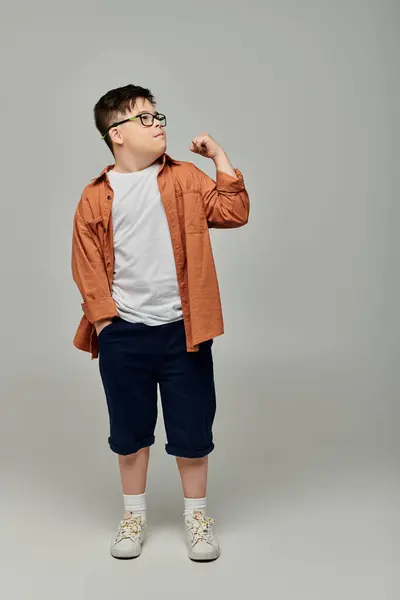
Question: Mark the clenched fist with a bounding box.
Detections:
[189,133,224,160]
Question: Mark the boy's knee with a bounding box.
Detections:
[176,455,207,461]
[118,446,149,462]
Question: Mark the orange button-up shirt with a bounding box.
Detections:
[71,153,250,359]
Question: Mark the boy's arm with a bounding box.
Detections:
[71,205,119,326]
[190,133,250,228]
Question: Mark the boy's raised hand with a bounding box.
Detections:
[190,133,224,160]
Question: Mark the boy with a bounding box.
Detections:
[71,84,250,561]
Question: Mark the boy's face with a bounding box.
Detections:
[111,97,167,158]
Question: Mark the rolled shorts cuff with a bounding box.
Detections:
[108,435,155,456]
[165,442,214,458]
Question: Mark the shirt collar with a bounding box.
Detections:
[91,153,179,183]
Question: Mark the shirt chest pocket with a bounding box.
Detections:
[183,191,207,234]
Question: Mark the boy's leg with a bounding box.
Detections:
[175,455,208,499]
[98,318,159,558]
[119,447,150,517]
[158,319,219,560]
[119,447,150,495]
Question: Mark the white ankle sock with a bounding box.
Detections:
[123,492,146,519]
[183,496,207,518]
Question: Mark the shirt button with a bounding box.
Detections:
[104,227,107,232]
[107,195,111,200]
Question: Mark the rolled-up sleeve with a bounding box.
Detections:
[193,165,250,228]
[71,209,119,324]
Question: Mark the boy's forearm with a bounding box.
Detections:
[212,151,238,179]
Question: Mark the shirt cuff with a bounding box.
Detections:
[81,297,119,324]
[216,168,245,193]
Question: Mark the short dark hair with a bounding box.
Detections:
[93,84,156,155]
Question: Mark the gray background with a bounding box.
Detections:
[0,0,398,598]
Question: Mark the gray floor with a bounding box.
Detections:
[1,356,397,600]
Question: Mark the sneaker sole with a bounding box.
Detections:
[111,553,141,560]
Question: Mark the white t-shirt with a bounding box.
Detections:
[107,162,183,325]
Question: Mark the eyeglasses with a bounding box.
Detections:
[101,112,167,140]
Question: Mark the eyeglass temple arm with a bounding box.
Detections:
[101,116,138,139]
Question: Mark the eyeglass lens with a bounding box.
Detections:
[140,113,166,127]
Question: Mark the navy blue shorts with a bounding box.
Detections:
[98,317,216,458]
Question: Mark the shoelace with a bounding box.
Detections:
[186,510,216,546]
[114,513,145,543]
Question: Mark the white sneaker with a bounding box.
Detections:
[110,512,146,559]
[185,510,220,561]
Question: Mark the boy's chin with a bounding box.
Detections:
[156,145,167,157]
